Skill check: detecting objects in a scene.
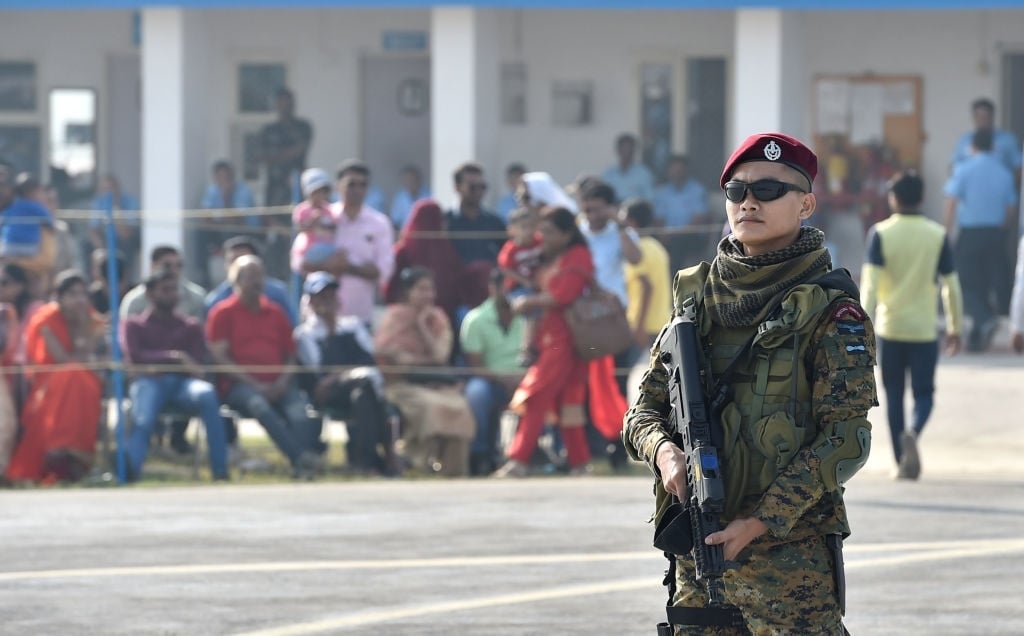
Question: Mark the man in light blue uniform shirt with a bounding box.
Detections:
[950,98,1022,174]
[496,163,527,221]
[951,98,1022,316]
[602,133,655,202]
[388,165,430,230]
[943,129,1018,352]
[201,160,257,224]
[653,154,709,271]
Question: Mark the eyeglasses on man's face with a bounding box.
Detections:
[724,179,807,203]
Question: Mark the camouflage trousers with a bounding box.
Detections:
[671,532,845,635]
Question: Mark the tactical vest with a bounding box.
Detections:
[673,263,851,521]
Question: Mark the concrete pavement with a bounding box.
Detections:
[0,352,1022,635]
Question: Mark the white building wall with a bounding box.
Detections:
[0,11,137,180]
[803,9,1024,218]
[197,8,431,204]
[492,9,735,188]
[4,8,1024,217]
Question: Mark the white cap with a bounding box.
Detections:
[301,168,331,198]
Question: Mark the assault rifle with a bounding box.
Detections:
[653,305,744,633]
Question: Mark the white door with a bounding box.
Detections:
[106,54,141,200]
[360,56,431,211]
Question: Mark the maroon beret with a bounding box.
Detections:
[719,132,817,190]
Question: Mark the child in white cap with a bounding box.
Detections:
[291,168,337,270]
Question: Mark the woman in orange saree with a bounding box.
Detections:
[5,271,104,484]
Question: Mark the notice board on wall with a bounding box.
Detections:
[812,74,924,171]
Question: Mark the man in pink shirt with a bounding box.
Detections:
[302,159,394,324]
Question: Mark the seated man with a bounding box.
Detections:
[294,272,393,475]
[206,255,320,479]
[459,270,525,475]
[121,245,207,320]
[121,245,208,455]
[205,235,297,326]
[119,269,228,481]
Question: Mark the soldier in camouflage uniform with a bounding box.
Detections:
[624,133,877,635]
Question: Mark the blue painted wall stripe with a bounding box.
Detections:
[3,0,1024,10]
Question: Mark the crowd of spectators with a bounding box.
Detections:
[0,123,727,486]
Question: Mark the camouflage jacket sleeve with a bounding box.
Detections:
[622,344,673,474]
[751,301,878,539]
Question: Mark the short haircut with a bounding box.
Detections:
[400,164,421,177]
[14,172,41,198]
[336,159,370,181]
[55,269,88,297]
[144,268,178,292]
[615,133,637,148]
[887,171,924,208]
[223,235,261,257]
[581,181,617,205]
[228,254,263,284]
[622,198,655,229]
[506,162,527,176]
[453,162,484,187]
[275,87,294,101]
[972,129,994,152]
[212,160,233,173]
[971,98,995,114]
[668,154,689,167]
[149,245,179,264]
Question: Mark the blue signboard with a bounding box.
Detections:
[382,31,429,52]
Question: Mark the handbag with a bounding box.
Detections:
[563,270,633,360]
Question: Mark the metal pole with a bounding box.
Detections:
[105,200,128,484]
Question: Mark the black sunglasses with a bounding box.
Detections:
[724,179,806,203]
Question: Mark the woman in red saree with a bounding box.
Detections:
[5,271,104,484]
[384,199,463,320]
[494,206,596,477]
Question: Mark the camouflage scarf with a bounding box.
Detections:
[703,227,832,328]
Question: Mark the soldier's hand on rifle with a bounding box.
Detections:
[705,517,768,561]
[655,442,688,501]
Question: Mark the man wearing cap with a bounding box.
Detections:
[624,133,876,633]
[294,272,392,475]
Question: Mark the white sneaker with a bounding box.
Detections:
[492,459,528,479]
[898,431,920,480]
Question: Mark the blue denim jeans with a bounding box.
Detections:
[127,375,229,479]
[464,377,509,456]
[225,382,321,467]
[877,337,939,462]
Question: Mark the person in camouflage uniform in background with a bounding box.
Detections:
[624,133,877,635]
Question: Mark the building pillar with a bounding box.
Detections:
[140,8,207,277]
[731,9,807,147]
[430,7,500,207]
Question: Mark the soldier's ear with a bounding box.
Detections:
[798,193,817,220]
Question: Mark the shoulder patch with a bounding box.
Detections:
[831,302,867,322]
